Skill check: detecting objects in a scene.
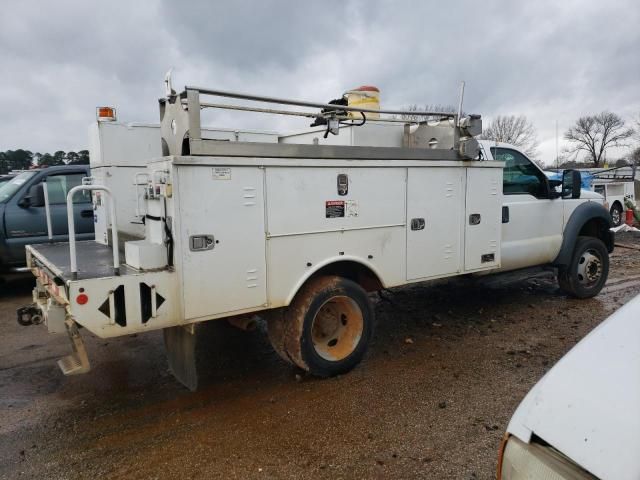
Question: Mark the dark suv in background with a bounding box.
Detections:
[0,165,94,274]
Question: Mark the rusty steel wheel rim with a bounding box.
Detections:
[311,295,364,362]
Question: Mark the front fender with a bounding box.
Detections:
[552,202,613,267]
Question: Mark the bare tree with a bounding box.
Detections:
[634,113,640,141]
[630,146,640,166]
[479,115,539,159]
[564,112,634,167]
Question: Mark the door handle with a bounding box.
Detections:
[502,206,509,223]
[80,209,94,218]
[410,218,425,230]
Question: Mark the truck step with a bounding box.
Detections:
[58,354,89,375]
[57,318,90,375]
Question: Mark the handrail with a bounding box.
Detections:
[42,181,53,242]
[67,185,119,279]
[133,172,150,218]
[185,85,458,118]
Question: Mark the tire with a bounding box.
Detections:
[267,275,375,377]
[557,236,609,298]
[610,203,623,227]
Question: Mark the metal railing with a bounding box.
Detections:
[66,184,119,279]
[133,172,150,218]
[42,181,53,241]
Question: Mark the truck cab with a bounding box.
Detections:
[0,165,93,274]
[479,141,612,289]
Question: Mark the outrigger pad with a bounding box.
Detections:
[163,325,198,391]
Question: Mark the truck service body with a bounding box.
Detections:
[19,79,614,390]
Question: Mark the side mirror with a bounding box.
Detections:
[548,178,562,199]
[562,169,581,199]
[20,183,45,208]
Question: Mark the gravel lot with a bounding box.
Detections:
[1,233,639,479]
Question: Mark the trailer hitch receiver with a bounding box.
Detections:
[16,304,43,326]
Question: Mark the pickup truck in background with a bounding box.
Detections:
[0,165,93,275]
[0,174,17,188]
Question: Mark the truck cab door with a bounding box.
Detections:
[491,147,563,271]
[4,170,94,263]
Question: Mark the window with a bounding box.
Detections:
[492,147,547,197]
[45,173,91,204]
[0,171,36,204]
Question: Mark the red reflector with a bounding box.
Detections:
[76,293,89,305]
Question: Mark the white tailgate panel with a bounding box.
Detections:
[464,168,502,271]
[178,166,266,319]
[406,167,464,280]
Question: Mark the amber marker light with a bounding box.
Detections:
[96,106,116,122]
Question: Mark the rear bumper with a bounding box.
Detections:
[26,242,179,339]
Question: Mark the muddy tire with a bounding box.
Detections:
[557,236,609,298]
[610,202,623,227]
[265,309,289,363]
[267,275,374,377]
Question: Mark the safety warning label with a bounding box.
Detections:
[325,200,345,218]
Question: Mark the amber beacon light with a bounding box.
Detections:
[96,106,117,122]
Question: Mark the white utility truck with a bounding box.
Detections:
[18,78,614,390]
[588,166,636,226]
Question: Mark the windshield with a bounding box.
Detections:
[0,171,37,204]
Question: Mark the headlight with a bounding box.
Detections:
[498,435,597,480]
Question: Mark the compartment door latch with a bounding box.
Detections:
[189,234,215,251]
[410,218,425,231]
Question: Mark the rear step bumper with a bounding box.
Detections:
[17,300,91,376]
[58,317,90,375]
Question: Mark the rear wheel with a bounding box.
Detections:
[610,202,623,227]
[267,276,374,377]
[557,236,609,298]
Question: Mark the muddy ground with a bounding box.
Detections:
[1,233,640,480]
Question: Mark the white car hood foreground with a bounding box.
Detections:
[507,294,640,480]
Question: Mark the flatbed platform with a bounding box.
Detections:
[29,241,137,281]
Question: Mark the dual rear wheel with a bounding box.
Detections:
[267,276,374,377]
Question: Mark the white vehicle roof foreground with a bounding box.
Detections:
[506,294,640,480]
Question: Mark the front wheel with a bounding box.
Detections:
[557,236,609,298]
[610,203,623,227]
[267,276,375,377]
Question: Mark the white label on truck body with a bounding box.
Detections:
[212,167,231,180]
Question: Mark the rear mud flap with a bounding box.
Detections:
[163,325,199,391]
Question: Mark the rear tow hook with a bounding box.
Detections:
[16,304,43,326]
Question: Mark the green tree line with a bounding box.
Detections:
[0,149,89,174]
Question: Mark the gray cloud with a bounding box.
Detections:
[1,0,638,163]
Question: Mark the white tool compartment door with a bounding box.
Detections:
[464,168,502,271]
[179,166,266,319]
[406,167,464,280]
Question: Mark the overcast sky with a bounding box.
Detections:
[1,1,639,164]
